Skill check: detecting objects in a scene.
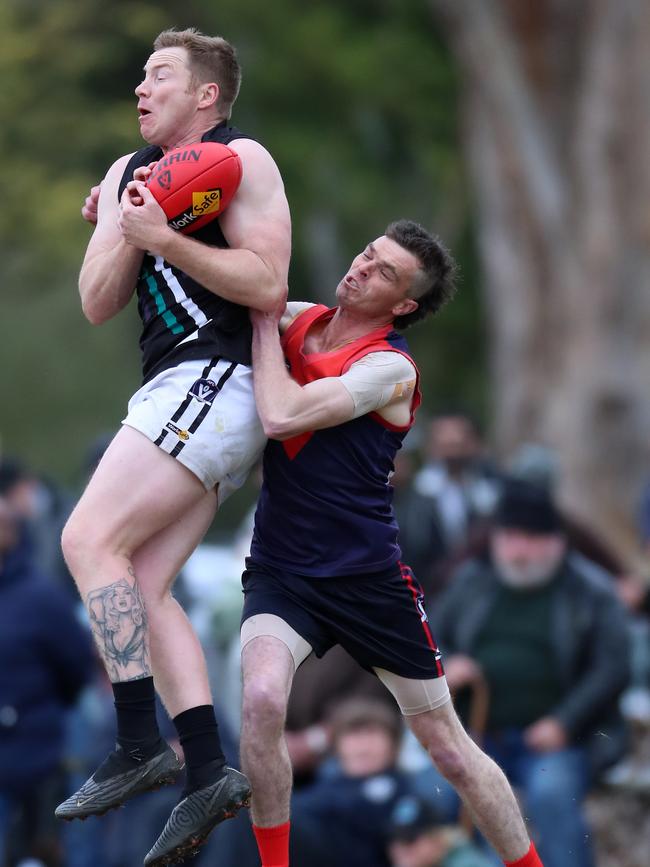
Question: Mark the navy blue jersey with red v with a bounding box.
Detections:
[250,305,421,578]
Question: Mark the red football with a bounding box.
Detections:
[145,142,242,234]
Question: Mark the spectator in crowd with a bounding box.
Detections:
[285,647,396,786]
[413,413,499,565]
[438,442,629,595]
[0,497,94,866]
[289,697,412,867]
[0,456,75,597]
[507,443,625,576]
[507,443,650,628]
[387,794,492,867]
[391,450,448,598]
[433,478,632,867]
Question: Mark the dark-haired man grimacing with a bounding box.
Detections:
[240,221,545,867]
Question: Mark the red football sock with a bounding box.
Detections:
[253,821,290,867]
[505,841,543,867]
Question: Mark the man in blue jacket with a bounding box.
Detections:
[0,496,94,866]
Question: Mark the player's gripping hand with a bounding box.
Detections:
[82,184,101,224]
[128,162,157,205]
[132,162,156,183]
[118,183,169,251]
[81,163,156,224]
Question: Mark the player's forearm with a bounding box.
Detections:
[252,316,305,438]
[157,230,285,312]
[79,241,143,324]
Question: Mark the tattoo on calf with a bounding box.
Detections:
[85,570,151,681]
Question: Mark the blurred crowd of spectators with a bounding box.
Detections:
[1,412,649,867]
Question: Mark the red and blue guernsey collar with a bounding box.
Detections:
[280,305,421,459]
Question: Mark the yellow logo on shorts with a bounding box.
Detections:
[165,422,190,441]
[192,189,221,216]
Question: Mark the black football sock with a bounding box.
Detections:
[112,676,162,760]
[173,704,226,793]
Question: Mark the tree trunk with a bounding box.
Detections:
[432,0,650,563]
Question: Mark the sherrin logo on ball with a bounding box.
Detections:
[146,142,242,235]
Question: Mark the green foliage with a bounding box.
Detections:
[1,0,485,519]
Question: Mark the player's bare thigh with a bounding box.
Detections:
[64,425,208,562]
[132,485,218,600]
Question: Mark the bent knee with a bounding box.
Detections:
[137,579,173,608]
[242,681,287,732]
[61,512,94,572]
[61,509,123,579]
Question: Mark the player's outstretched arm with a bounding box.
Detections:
[122,139,291,313]
[79,154,144,325]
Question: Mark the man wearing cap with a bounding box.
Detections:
[434,478,631,867]
[388,794,492,867]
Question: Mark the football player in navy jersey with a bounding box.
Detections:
[57,28,290,866]
[240,220,544,867]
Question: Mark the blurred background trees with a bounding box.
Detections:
[2,0,648,561]
[432,0,650,560]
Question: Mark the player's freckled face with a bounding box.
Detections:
[135,47,201,148]
[336,236,420,318]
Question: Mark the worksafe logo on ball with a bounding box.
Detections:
[192,189,222,216]
[170,211,196,230]
[169,189,221,230]
[189,378,219,405]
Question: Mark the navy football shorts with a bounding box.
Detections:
[241,559,444,680]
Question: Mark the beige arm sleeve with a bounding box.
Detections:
[338,351,417,418]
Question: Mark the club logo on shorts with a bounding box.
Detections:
[189,378,219,404]
[165,422,190,441]
[415,593,428,624]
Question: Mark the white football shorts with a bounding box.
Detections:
[122,357,266,502]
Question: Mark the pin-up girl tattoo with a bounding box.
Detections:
[86,573,150,681]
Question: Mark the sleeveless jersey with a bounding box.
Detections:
[250,305,422,577]
[118,121,255,383]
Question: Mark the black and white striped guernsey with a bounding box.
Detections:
[118,121,257,384]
